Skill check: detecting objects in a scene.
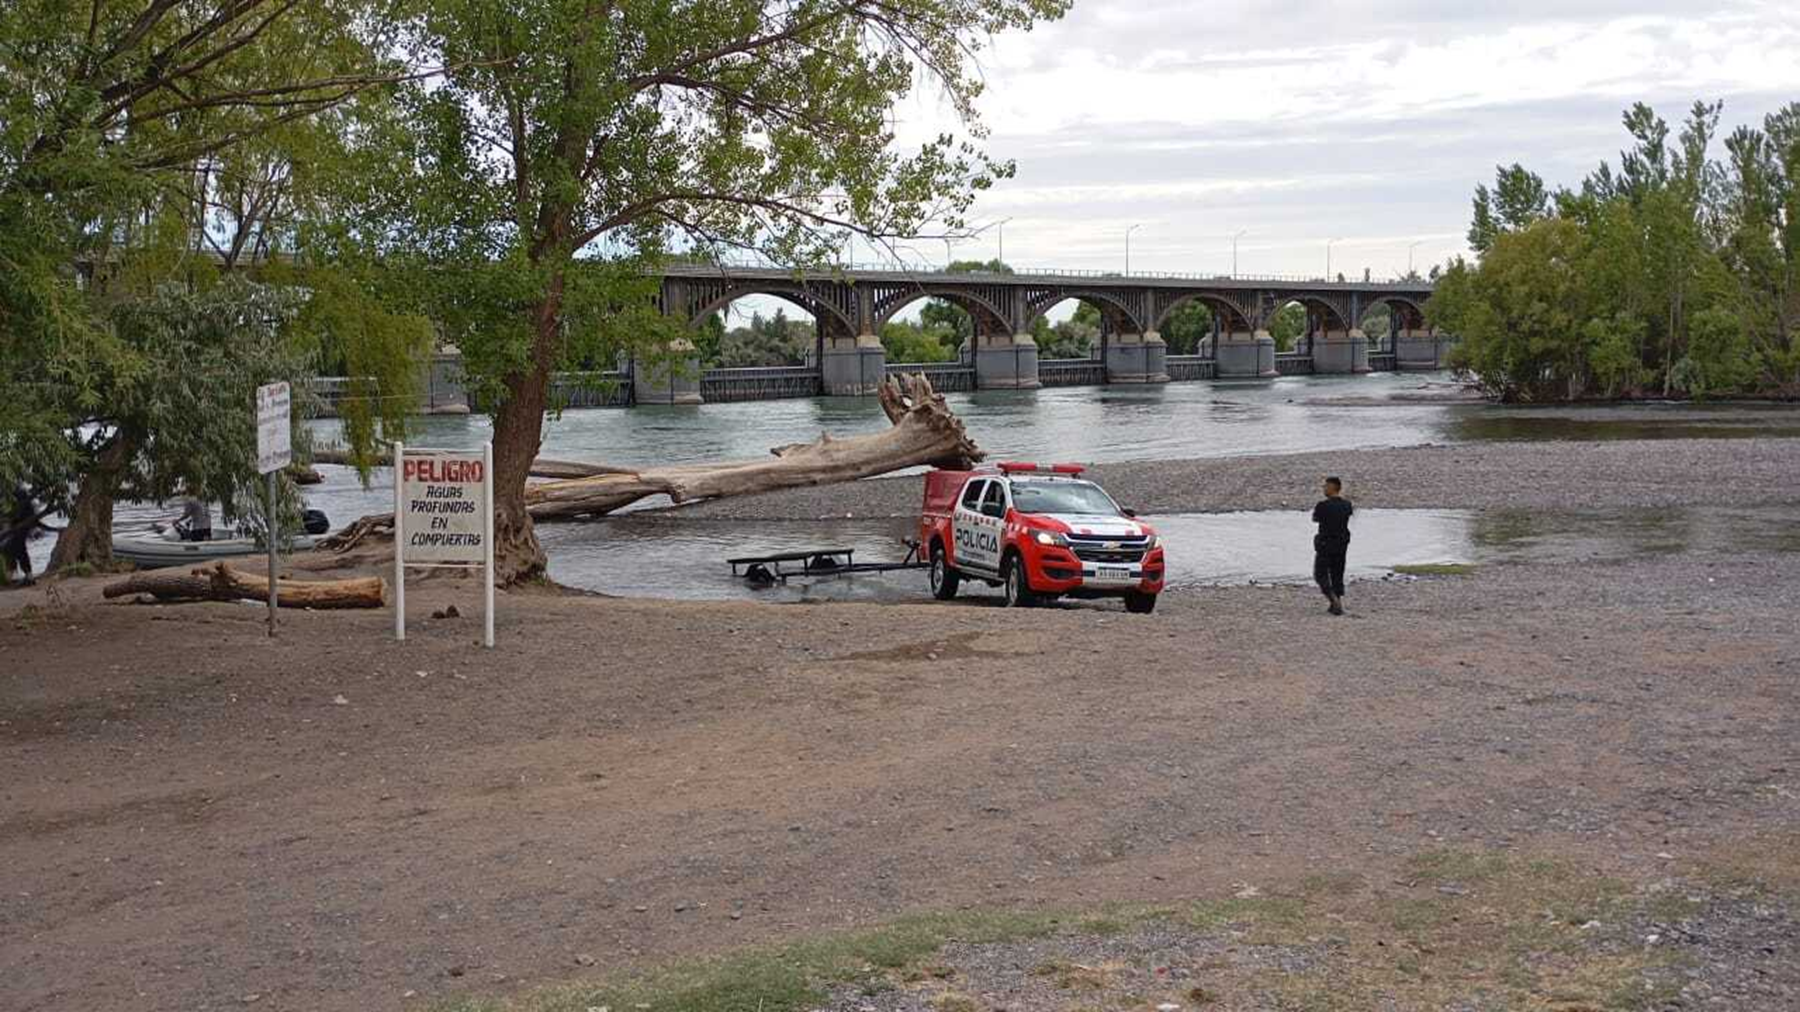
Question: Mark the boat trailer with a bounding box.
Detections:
[728,540,927,586]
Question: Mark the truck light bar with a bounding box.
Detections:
[996,461,1085,475]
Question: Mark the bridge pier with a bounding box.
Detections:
[632,339,704,405]
[1105,331,1169,384]
[1395,327,1441,370]
[820,334,887,396]
[973,333,1040,389]
[1215,330,1278,378]
[1314,328,1371,374]
[422,347,472,413]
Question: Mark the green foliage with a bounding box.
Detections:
[1468,164,1550,253]
[716,310,812,368]
[1268,303,1306,352]
[1029,300,1099,358]
[692,313,727,366]
[1161,300,1215,355]
[326,0,1068,577]
[881,321,959,363]
[1441,98,1800,400]
[0,0,425,565]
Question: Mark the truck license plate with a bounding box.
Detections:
[1095,566,1132,583]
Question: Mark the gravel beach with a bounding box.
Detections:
[3,433,1798,1012]
[674,435,1800,520]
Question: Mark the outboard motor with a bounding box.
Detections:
[301,508,330,535]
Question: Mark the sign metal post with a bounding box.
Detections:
[254,382,292,638]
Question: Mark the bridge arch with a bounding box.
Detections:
[1358,294,1429,334]
[1152,292,1255,335]
[1023,289,1148,336]
[687,283,856,338]
[872,287,1012,337]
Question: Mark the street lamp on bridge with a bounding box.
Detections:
[1231,229,1248,278]
[1125,223,1143,276]
[1325,237,1343,280]
[1407,240,1424,277]
[991,217,1013,266]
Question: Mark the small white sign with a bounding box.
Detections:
[399,450,488,564]
[255,382,292,474]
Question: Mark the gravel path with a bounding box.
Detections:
[672,436,1800,521]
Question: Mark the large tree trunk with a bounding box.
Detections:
[318,374,983,556]
[102,562,387,608]
[48,434,133,572]
[487,278,566,585]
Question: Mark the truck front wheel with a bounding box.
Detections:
[1124,591,1158,614]
[929,544,960,600]
[1002,554,1038,608]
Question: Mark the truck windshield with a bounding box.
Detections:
[1010,482,1119,516]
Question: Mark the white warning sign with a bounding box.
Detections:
[399,451,488,564]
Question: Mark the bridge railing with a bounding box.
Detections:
[884,361,974,392]
[1038,358,1107,387]
[1274,354,1314,376]
[1165,355,1218,382]
[700,365,821,402]
[1368,352,1398,372]
[665,253,1431,287]
[549,371,633,408]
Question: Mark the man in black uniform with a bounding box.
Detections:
[3,485,42,587]
[1311,476,1353,615]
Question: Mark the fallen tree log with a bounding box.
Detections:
[309,447,628,479]
[527,373,980,520]
[318,373,981,551]
[103,562,388,608]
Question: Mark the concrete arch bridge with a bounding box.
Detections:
[635,263,1446,403]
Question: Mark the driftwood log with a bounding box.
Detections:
[102,562,388,608]
[310,447,629,480]
[318,373,981,552]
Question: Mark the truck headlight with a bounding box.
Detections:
[1034,530,1066,547]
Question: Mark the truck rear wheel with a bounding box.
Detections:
[1002,554,1038,608]
[1124,591,1158,614]
[929,544,960,600]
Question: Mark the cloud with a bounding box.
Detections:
[884,0,1800,278]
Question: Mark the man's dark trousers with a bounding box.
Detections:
[1314,535,1347,598]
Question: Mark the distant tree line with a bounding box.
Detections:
[1431,100,1800,401]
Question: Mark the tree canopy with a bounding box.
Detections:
[323,0,1069,580]
[1433,100,1800,401]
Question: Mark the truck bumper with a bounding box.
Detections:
[1026,545,1165,596]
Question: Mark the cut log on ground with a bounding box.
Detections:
[318,373,982,552]
[102,562,388,609]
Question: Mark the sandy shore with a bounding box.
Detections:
[3,435,1798,1012]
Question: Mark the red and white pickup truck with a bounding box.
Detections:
[918,462,1165,613]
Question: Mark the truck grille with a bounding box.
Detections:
[1065,532,1150,564]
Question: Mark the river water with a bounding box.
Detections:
[309,370,1799,470]
[95,370,1797,600]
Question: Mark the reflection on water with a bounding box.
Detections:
[532,508,1476,602]
[526,505,1796,603]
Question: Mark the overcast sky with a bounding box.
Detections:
[871,0,1800,280]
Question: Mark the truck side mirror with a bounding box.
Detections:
[1122,508,1138,518]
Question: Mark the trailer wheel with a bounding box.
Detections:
[929,544,960,600]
